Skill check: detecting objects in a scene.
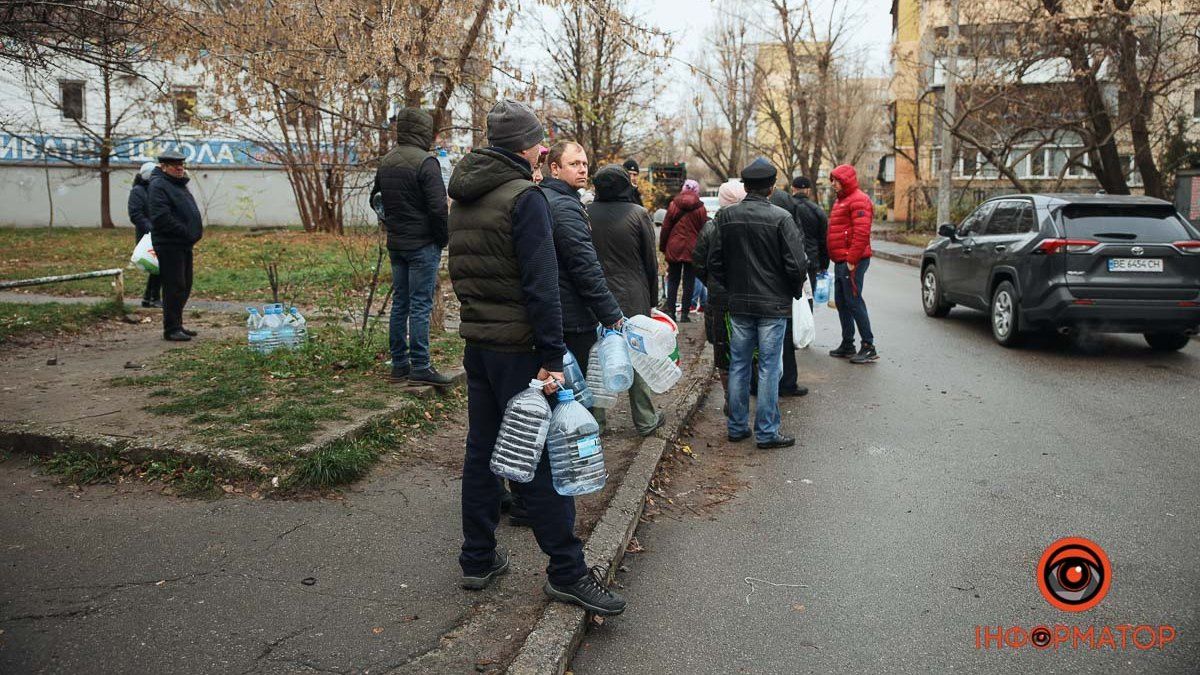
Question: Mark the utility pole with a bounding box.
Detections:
[936,0,960,227]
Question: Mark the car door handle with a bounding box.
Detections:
[994,245,1007,252]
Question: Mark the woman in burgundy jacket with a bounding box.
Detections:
[659,179,708,322]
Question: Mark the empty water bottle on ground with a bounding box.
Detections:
[490,379,552,483]
[630,349,682,394]
[287,307,307,345]
[597,328,633,393]
[585,341,618,409]
[562,349,593,408]
[814,271,832,305]
[547,389,606,496]
[623,314,675,359]
[260,304,285,352]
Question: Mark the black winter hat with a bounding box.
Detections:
[792,175,812,190]
[740,157,777,190]
[486,100,545,153]
[622,158,640,173]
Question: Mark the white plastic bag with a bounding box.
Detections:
[792,296,815,349]
[130,233,158,274]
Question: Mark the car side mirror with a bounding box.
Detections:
[937,223,957,240]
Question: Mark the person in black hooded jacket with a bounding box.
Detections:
[587,164,664,437]
[148,150,203,341]
[128,161,161,308]
[541,141,624,372]
[371,108,452,385]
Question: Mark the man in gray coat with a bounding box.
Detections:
[587,165,664,436]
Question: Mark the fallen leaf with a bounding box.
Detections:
[590,615,605,627]
[156,580,167,586]
[372,627,384,635]
[792,604,805,612]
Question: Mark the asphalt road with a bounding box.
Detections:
[573,258,1200,674]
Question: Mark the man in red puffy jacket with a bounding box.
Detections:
[826,164,878,363]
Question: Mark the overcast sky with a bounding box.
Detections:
[506,0,894,111]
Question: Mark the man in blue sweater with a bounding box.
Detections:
[446,101,626,616]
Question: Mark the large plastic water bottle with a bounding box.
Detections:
[246,308,269,353]
[490,379,552,483]
[438,148,452,190]
[547,389,606,496]
[814,271,832,305]
[597,328,633,393]
[585,341,618,409]
[623,314,675,359]
[261,304,285,352]
[562,349,593,408]
[630,349,682,394]
[287,307,307,346]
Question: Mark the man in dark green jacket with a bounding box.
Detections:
[447,101,626,616]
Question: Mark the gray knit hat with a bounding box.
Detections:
[486,100,545,153]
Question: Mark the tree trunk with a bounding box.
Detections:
[1116,17,1164,197]
[99,62,114,228]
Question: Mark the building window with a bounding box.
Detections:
[173,88,197,125]
[1030,148,1046,178]
[60,81,84,121]
[1193,90,1200,120]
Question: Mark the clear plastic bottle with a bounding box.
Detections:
[562,349,593,408]
[246,308,268,353]
[623,314,676,359]
[261,304,284,353]
[438,148,452,190]
[630,349,682,394]
[585,341,618,409]
[287,307,307,346]
[490,379,552,483]
[814,271,832,305]
[547,389,606,496]
[597,328,633,393]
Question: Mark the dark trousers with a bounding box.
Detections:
[780,271,818,392]
[157,245,193,334]
[665,261,696,318]
[460,345,587,586]
[564,329,599,376]
[143,274,161,303]
[834,258,874,346]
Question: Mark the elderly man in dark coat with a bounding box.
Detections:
[148,149,203,341]
[586,164,664,437]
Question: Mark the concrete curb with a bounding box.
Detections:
[872,250,921,268]
[506,346,715,675]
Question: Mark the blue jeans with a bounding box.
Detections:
[389,244,441,370]
[727,315,787,442]
[834,258,874,346]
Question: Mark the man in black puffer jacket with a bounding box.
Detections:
[148,150,203,342]
[372,108,452,385]
[709,158,807,450]
[541,141,624,373]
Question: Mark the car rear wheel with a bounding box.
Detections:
[1144,332,1190,352]
[990,281,1022,347]
[922,265,952,317]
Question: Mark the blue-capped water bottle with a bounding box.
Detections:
[547,388,606,496]
[814,271,832,305]
[562,349,593,408]
[597,327,633,393]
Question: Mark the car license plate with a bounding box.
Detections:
[1107,258,1163,273]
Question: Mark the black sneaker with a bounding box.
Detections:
[829,343,856,358]
[461,548,510,590]
[163,330,191,342]
[850,344,879,364]
[141,300,161,308]
[757,434,796,449]
[544,567,626,616]
[780,386,809,397]
[180,327,198,337]
[728,431,751,443]
[388,363,410,382]
[409,366,454,386]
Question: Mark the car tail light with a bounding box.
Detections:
[1173,241,1200,253]
[1035,238,1099,254]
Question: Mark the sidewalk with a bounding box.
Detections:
[0,289,247,314]
[869,238,924,267]
[0,320,713,674]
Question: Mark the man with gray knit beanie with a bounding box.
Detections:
[447,100,626,616]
